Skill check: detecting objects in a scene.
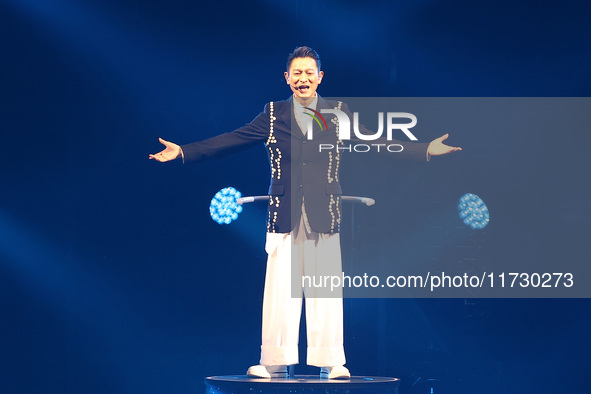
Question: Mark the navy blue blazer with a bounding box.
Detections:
[181,96,429,234]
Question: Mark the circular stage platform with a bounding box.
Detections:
[205,375,400,394]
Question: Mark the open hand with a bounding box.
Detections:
[427,134,462,157]
[149,138,181,162]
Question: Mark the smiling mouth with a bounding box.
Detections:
[296,85,310,92]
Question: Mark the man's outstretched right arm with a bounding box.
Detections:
[149,103,271,164]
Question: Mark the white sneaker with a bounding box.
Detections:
[246,365,288,378]
[247,365,270,378]
[320,365,351,379]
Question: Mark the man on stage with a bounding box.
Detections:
[150,46,461,379]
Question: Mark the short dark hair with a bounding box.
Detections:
[286,46,321,71]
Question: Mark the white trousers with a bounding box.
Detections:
[259,223,346,367]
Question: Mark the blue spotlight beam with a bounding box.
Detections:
[458,193,490,230]
[209,187,243,224]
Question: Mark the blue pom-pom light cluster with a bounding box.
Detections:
[458,193,490,230]
[209,187,243,224]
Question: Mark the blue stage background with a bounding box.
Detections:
[1,0,590,393]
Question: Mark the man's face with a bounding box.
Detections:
[284,57,324,101]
